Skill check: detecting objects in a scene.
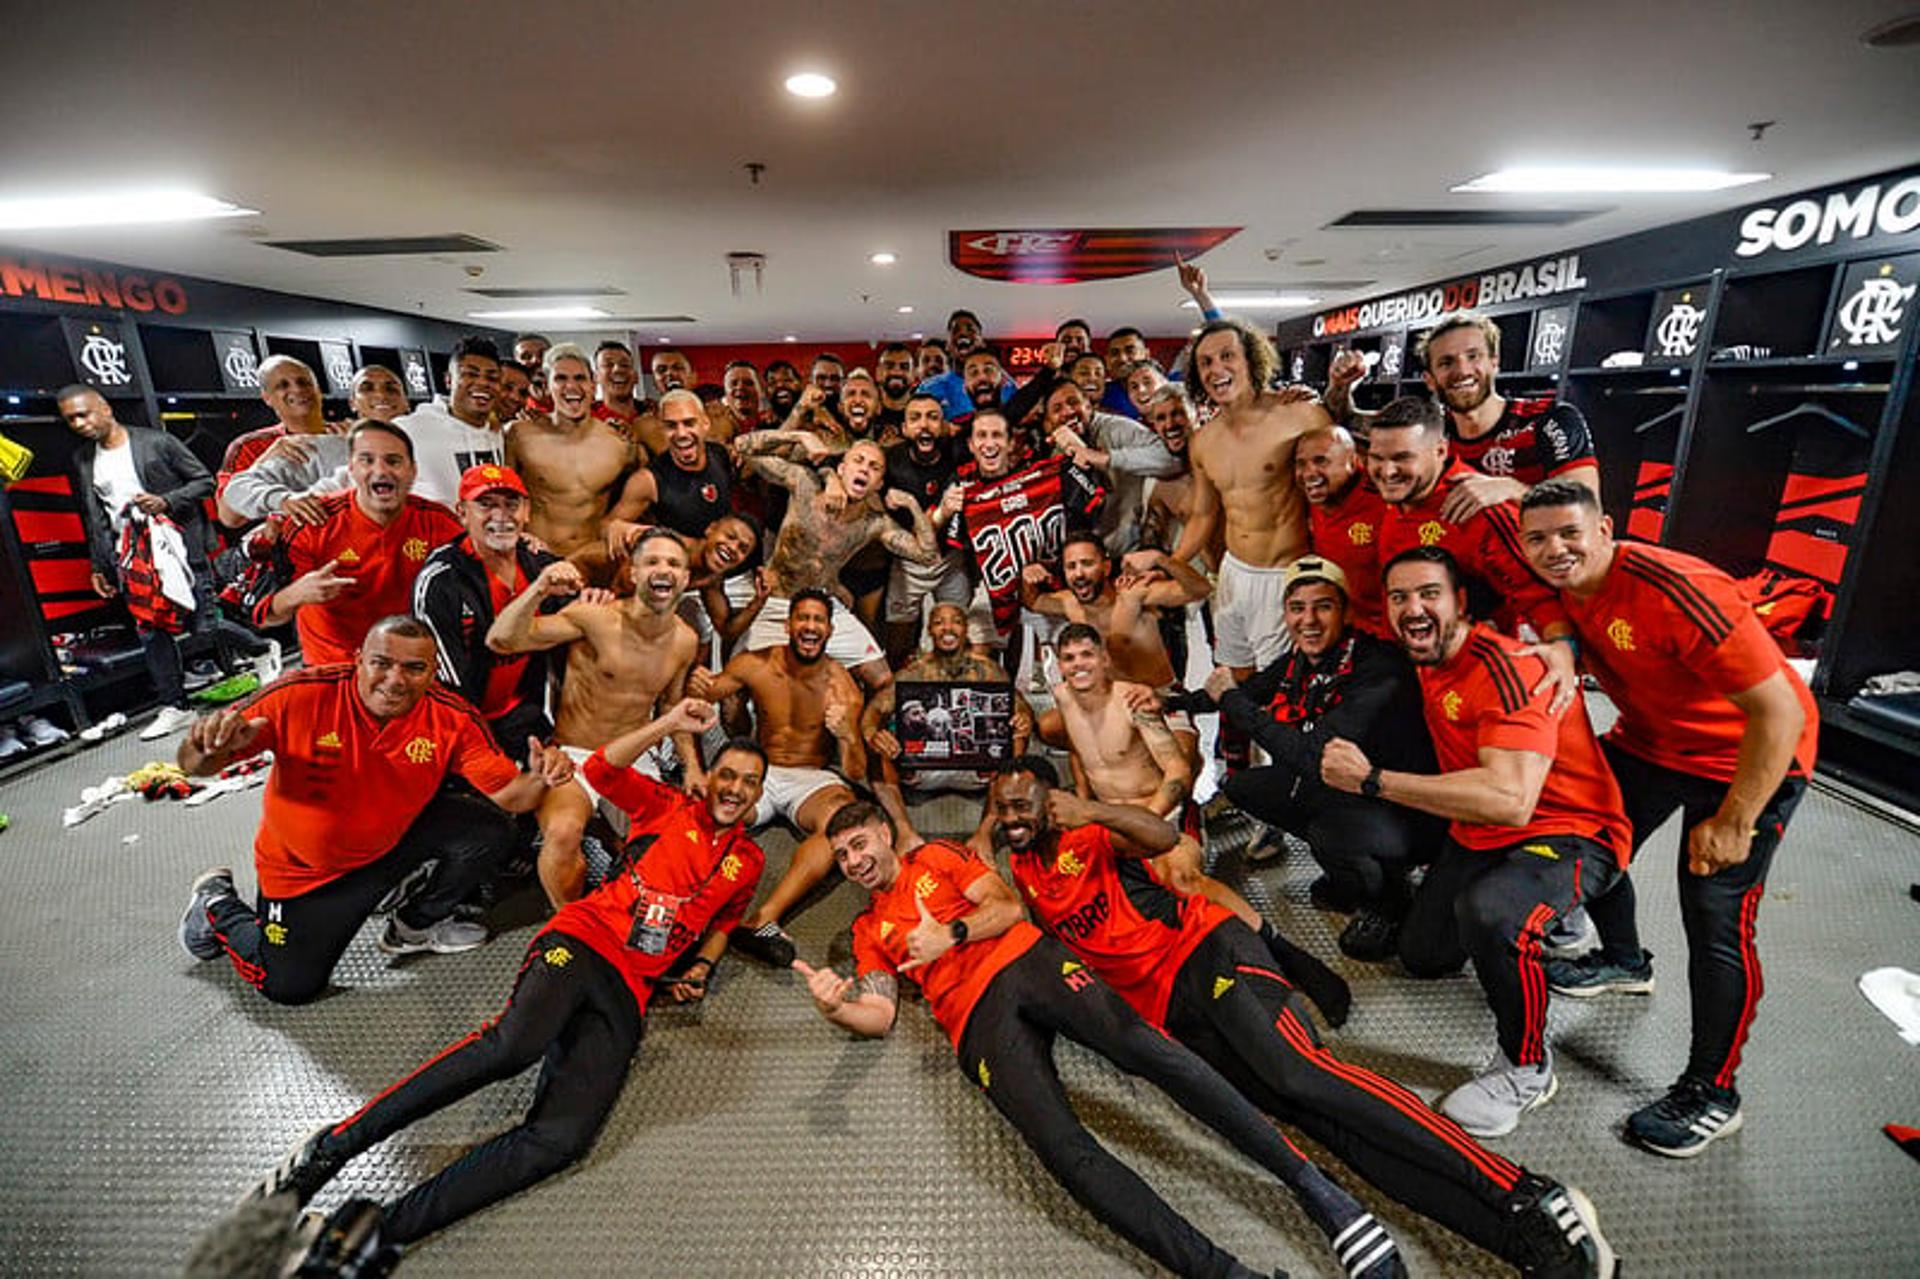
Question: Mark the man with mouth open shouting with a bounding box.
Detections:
[487,529,704,906]
[238,699,768,1262]
[731,433,941,695]
[794,798,1407,1279]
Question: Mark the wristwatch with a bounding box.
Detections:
[949,918,970,946]
[1361,765,1383,799]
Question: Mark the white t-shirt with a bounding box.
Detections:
[91,439,143,530]
[394,399,504,506]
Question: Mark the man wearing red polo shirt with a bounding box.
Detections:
[250,420,463,666]
[175,615,574,1004]
[798,801,1403,1279]
[1519,480,1817,1158]
[241,700,767,1256]
[1322,547,1632,1140]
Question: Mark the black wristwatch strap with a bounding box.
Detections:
[949,918,970,946]
[1361,765,1383,799]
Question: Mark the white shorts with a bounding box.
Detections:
[884,551,973,623]
[561,743,671,836]
[753,764,851,829]
[745,595,885,668]
[1212,551,1293,671]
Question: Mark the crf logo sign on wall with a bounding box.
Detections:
[1312,254,1587,338]
[62,320,133,387]
[1735,174,1920,258]
[3,256,190,314]
[1530,305,1572,368]
[949,227,1240,283]
[1825,254,1920,356]
[1646,286,1707,364]
[320,340,355,394]
[400,350,431,396]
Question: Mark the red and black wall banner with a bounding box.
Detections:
[949,227,1240,284]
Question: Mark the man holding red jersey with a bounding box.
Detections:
[175,616,574,1004]
[249,420,463,666]
[1322,548,1633,1140]
[994,762,1615,1279]
[240,699,767,1256]
[797,800,1404,1279]
[1518,480,1817,1158]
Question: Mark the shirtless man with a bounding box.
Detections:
[1171,318,1332,680]
[505,343,653,566]
[486,529,703,906]
[688,588,864,966]
[1139,384,1203,564]
[731,433,940,693]
[1041,623,1353,1024]
[862,603,1032,853]
[1021,533,1209,757]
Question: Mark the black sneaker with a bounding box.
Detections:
[1245,825,1290,864]
[179,868,238,961]
[242,1124,347,1208]
[1546,949,1655,998]
[1309,875,1363,914]
[1338,908,1401,963]
[1627,1075,1743,1158]
[730,921,797,968]
[1503,1176,1617,1278]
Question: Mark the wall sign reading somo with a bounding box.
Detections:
[1,256,190,314]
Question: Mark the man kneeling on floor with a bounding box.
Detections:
[177,615,575,1004]
[239,700,765,1258]
[796,799,1406,1279]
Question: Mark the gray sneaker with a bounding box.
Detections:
[1440,1051,1559,1138]
[1547,949,1655,998]
[378,915,488,956]
[180,867,238,961]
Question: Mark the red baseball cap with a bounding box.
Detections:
[458,463,527,502]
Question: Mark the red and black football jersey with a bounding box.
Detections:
[1449,396,1594,487]
[949,455,1106,635]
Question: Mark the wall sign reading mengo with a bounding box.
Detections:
[1,256,190,314]
[1313,254,1586,338]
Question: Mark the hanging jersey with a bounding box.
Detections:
[648,449,736,539]
[1449,396,1594,487]
[1764,428,1867,590]
[1417,623,1632,866]
[850,840,1041,1046]
[1563,545,1820,782]
[551,754,766,1004]
[1627,458,1674,544]
[1008,824,1230,1025]
[949,456,1106,635]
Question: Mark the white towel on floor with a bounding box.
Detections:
[1859,966,1920,1045]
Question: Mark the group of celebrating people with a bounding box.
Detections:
[70,260,1821,1278]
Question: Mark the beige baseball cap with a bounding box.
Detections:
[1281,554,1349,600]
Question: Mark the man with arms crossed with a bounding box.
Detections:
[993,763,1617,1279]
[689,589,865,966]
[800,800,1405,1279]
[1519,480,1816,1157]
[487,530,703,906]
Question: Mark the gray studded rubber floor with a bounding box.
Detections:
[0,726,1917,1277]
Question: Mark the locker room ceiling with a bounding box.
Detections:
[5,0,1919,347]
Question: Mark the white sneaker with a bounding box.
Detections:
[251,640,284,685]
[378,914,489,956]
[1440,1051,1559,1138]
[140,705,199,741]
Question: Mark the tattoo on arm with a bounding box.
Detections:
[856,971,898,1003]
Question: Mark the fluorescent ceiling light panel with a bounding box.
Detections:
[467,305,611,320]
[1453,167,1770,193]
[0,189,257,230]
[1180,293,1320,309]
[785,72,836,98]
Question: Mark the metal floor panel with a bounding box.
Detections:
[1,732,1916,1277]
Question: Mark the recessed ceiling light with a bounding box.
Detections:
[911,332,925,340]
[467,305,611,320]
[896,305,915,314]
[657,337,672,344]
[0,188,258,230]
[783,334,797,343]
[1179,293,1319,309]
[784,72,836,98]
[869,251,896,265]
[1453,166,1770,193]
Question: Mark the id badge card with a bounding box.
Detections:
[626,886,687,955]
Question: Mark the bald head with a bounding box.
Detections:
[1294,424,1362,506]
